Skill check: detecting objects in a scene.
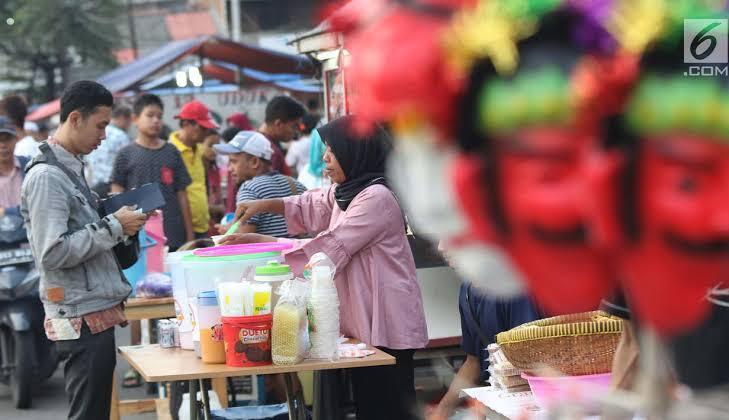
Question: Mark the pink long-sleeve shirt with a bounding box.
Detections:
[282,184,428,350]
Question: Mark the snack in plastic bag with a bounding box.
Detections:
[271,279,310,365]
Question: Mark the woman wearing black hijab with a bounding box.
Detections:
[222,116,428,419]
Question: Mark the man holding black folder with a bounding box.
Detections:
[20,81,148,420]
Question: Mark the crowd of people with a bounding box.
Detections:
[0,73,595,420]
[0,65,536,420]
[0,72,630,420]
[1,89,325,252]
[0,84,335,417]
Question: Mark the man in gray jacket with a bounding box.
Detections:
[21,81,148,420]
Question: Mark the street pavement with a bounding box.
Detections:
[0,327,158,420]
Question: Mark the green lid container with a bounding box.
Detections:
[255,261,291,276]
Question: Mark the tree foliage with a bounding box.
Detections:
[0,0,123,102]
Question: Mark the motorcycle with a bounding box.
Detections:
[0,214,58,409]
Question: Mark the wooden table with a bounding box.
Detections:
[110,297,177,420]
[124,296,176,320]
[119,344,396,420]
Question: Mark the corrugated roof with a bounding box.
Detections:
[97,37,204,93]
[27,36,316,121]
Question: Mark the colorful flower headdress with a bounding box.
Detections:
[442,0,562,76]
[338,0,570,140]
[611,0,729,143]
[338,0,657,141]
[335,0,726,141]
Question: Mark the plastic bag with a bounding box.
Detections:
[211,403,289,420]
[271,279,311,365]
[134,272,172,298]
[178,390,223,420]
[303,252,336,280]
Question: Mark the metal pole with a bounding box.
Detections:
[189,379,199,420]
[126,0,139,60]
[231,0,241,42]
[284,373,298,420]
[312,371,321,420]
[200,379,212,420]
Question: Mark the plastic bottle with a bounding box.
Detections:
[254,261,293,309]
[198,291,226,364]
[307,266,340,360]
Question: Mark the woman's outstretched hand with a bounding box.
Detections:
[234,201,266,224]
[234,199,285,223]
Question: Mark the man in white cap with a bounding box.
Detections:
[214,131,305,237]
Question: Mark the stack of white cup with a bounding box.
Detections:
[308,266,340,360]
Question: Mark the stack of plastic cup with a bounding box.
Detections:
[308,266,340,360]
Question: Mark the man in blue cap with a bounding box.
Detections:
[0,116,28,219]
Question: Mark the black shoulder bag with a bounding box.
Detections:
[32,142,140,269]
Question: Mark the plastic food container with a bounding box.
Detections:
[522,373,612,409]
[217,282,272,317]
[222,314,273,367]
[193,242,293,257]
[198,291,226,364]
[183,251,283,353]
[166,250,195,349]
[254,262,293,308]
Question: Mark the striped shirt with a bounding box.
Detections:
[236,172,306,237]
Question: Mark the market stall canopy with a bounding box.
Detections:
[202,62,322,93]
[28,36,316,121]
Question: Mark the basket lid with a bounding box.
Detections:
[496,311,623,345]
[255,261,291,276]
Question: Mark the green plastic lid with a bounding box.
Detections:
[255,261,291,276]
[182,251,280,263]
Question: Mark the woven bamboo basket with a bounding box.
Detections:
[496,311,623,376]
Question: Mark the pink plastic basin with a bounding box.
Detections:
[193,242,293,257]
[522,373,611,410]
